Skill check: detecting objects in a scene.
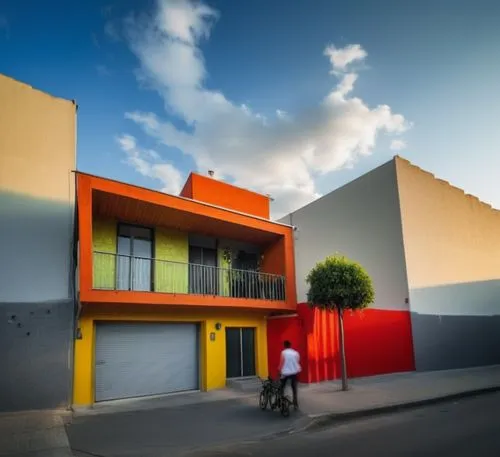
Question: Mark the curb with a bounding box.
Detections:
[71,391,258,418]
[300,385,500,432]
[176,387,500,456]
[176,415,311,456]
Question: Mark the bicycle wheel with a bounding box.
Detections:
[269,391,278,410]
[259,390,269,410]
[280,398,290,418]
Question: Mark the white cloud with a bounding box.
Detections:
[156,0,218,45]
[120,0,410,218]
[390,139,407,151]
[324,44,367,72]
[276,109,289,120]
[117,134,184,194]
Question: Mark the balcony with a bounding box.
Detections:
[77,172,296,311]
[93,251,286,301]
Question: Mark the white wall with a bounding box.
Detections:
[280,159,409,310]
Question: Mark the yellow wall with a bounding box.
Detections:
[395,157,500,290]
[92,218,117,289]
[155,228,189,293]
[0,73,76,201]
[73,307,268,406]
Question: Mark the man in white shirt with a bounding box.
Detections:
[279,340,301,409]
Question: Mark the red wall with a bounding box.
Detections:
[266,315,307,382]
[267,303,415,383]
[343,307,415,378]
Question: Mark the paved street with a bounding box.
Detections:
[67,395,307,457]
[64,366,500,457]
[189,392,500,457]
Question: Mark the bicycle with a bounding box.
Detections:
[259,377,275,410]
[259,377,292,417]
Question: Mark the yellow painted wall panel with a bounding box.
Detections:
[72,316,96,406]
[92,218,116,289]
[154,228,189,293]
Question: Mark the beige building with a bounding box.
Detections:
[0,74,77,411]
[396,157,500,369]
[281,156,500,373]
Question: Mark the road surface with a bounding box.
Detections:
[186,392,500,457]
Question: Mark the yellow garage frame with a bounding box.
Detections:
[72,305,269,407]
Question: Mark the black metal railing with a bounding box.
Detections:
[92,251,286,301]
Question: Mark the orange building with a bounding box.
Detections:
[73,171,296,407]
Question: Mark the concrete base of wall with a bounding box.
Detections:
[0,299,74,412]
[411,312,500,371]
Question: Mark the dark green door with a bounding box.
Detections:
[225,327,256,378]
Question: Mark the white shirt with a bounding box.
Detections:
[280,348,301,376]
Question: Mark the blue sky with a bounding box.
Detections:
[1,0,499,217]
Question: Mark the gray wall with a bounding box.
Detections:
[280,159,410,311]
[410,282,500,370]
[0,192,75,411]
[0,75,76,412]
[0,299,74,411]
[396,157,500,371]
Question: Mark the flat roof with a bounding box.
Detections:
[73,170,293,228]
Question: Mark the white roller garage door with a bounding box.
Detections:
[95,322,199,402]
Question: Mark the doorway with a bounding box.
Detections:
[225,327,256,378]
[116,224,153,291]
[189,246,218,295]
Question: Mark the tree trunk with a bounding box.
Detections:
[337,307,348,391]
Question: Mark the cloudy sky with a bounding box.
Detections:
[1,0,499,218]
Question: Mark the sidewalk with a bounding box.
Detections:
[2,366,498,457]
[72,386,256,417]
[65,365,500,457]
[298,364,500,429]
[0,409,73,457]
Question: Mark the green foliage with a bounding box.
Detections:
[306,255,375,312]
[222,247,233,267]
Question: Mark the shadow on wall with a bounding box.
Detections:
[0,190,74,302]
[0,191,74,412]
[267,304,415,384]
[410,279,500,371]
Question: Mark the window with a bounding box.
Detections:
[116,224,153,291]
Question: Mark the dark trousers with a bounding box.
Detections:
[280,374,298,406]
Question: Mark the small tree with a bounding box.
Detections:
[306,255,375,391]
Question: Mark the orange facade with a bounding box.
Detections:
[77,172,296,312]
[180,172,271,219]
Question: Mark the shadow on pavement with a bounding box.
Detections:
[66,396,305,457]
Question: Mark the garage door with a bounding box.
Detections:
[95,322,199,402]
